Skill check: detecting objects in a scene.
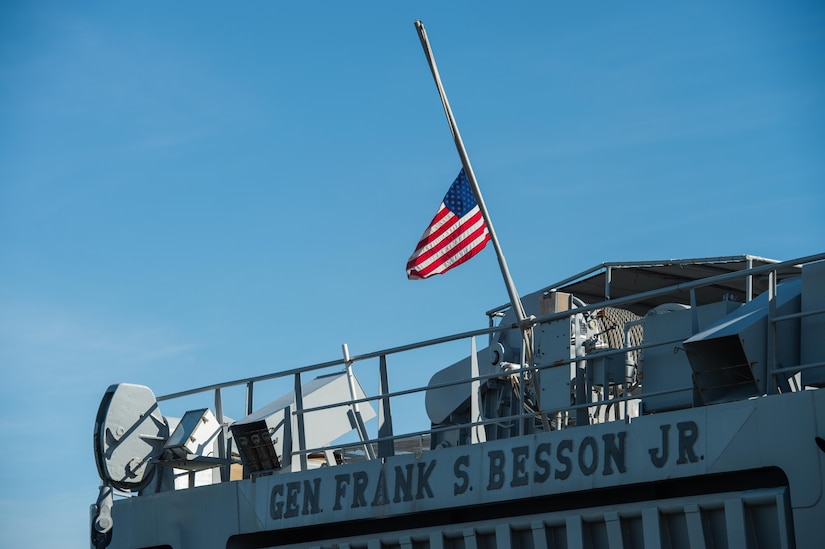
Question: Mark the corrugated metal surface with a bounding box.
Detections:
[265,488,792,549]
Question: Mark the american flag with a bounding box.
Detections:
[406,168,491,280]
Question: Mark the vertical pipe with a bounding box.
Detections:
[342,343,375,459]
[470,337,487,443]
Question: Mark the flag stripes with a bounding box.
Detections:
[406,169,491,279]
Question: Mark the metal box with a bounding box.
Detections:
[536,317,575,413]
[164,408,221,458]
[685,278,801,405]
[642,301,740,413]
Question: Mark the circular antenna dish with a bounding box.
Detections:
[93,383,169,492]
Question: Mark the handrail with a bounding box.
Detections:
[159,253,824,404]
[152,252,825,477]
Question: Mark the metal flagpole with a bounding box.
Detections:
[414,20,534,357]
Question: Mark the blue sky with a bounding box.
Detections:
[1,2,823,547]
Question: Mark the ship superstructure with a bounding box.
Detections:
[92,253,825,548]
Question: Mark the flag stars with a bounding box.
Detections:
[443,170,477,217]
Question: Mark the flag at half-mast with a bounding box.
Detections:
[406,168,491,280]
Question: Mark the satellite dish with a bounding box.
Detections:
[93,383,169,492]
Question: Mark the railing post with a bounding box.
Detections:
[293,373,308,471]
[342,344,376,460]
[605,266,612,300]
[377,354,395,458]
[214,388,228,480]
[518,336,526,437]
[766,270,777,395]
[282,404,293,470]
[470,337,487,443]
[690,288,699,335]
[245,381,254,416]
[574,311,589,427]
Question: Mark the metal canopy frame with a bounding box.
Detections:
[488,255,802,318]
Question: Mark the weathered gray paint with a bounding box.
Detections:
[93,255,825,549]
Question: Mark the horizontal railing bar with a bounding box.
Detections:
[158,324,522,402]
[296,335,689,416]
[530,253,825,327]
[301,332,691,415]
[773,360,825,375]
[158,358,345,401]
[160,253,824,403]
[771,306,825,324]
[295,381,702,457]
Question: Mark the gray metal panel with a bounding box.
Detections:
[235,372,375,452]
[219,388,822,534]
[565,515,584,549]
[241,487,793,549]
[109,478,241,548]
[94,383,168,492]
[462,526,479,549]
[530,520,549,549]
[164,408,220,457]
[235,372,376,427]
[724,498,748,548]
[683,504,707,549]
[425,346,495,425]
[537,319,575,413]
[604,512,624,549]
[641,301,740,413]
[685,278,802,404]
[801,260,825,385]
[641,507,662,549]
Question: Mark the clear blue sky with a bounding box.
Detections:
[1,2,823,547]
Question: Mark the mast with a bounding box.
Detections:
[413,20,534,358]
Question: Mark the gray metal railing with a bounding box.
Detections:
[155,252,825,477]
